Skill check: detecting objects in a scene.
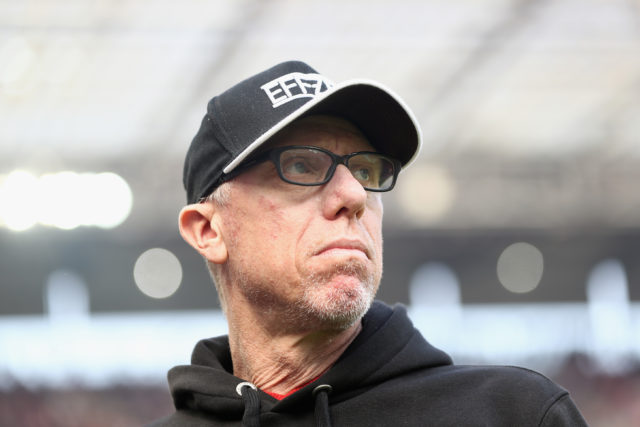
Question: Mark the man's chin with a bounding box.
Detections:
[302,278,375,329]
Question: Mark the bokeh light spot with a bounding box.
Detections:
[397,164,456,225]
[87,172,133,229]
[410,262,461,307]
[0,170,132,231]
[497,242,544,294]
[0,170,39,231]
[133,248,183,299]
[46,269,90,320]
[586,259,629,304]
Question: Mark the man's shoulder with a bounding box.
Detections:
[448,365,586,426]
[363,363,585,425]
[442,363,558,381]
[420,363,566,397]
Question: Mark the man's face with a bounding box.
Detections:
[216,115,384,331]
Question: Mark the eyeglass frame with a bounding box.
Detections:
[219,145,402,192]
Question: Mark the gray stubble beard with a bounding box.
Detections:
[226,255,380,334]
[290,261,379,331]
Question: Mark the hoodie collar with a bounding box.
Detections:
[167,301,453,417]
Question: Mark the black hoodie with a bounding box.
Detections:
[148,302,587,426]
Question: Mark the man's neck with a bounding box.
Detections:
[226,308,363,395]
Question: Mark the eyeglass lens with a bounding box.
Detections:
[278,148,396,190]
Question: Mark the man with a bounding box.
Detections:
[150,61,586,426]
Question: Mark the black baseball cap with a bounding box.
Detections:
[183,60,422,204]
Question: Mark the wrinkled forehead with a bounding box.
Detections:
[263,115,375,153]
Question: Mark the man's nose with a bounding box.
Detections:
[321,164,367,220]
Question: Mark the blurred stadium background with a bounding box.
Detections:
[1,0,640,425]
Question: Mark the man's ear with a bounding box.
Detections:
[178,203,228,264]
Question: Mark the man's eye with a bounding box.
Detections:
[284,159,312,175]
[354,167,380,185]
[353,167,372,181]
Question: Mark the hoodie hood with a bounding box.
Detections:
[165,302,452,424]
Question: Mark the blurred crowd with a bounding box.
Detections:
[0,382,172,427]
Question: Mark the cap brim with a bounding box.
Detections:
[222,79,422,174]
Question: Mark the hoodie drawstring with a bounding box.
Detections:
[312,384,333,427]
[236,381,333,427]
[237,382,261,427]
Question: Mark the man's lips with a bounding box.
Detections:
[316,239,371,260]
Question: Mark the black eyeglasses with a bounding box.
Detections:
[222,146,401,192]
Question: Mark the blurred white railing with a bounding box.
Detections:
[0,302,638,388]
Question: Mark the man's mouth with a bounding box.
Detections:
[316,239,370,260]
